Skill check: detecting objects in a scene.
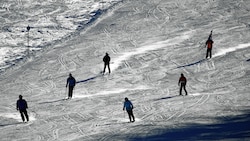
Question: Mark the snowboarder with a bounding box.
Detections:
[16,95,29,122]
[205,30,214,59]
[103,53,111,74]
[66,73,76,99]
[123,97,135,122]
[178,73,188,96]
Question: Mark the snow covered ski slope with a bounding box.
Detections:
[1,0,250,140]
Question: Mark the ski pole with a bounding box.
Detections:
[65,87,68,99]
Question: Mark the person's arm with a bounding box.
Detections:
[103,56,106,62]
[108,56,111,62]
[73,78,76,86]
[25,100,28,109]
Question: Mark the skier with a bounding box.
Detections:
[123,97,135,122]
[66,73,76,99]
[16,95,29,122]
[205,30,214,59]
[178,73,188,96]
[103,53,111,74]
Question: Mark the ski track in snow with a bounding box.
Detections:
[111,31,192,71]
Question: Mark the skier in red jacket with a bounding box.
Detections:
[206,31,214,58]
[178,73,188,96]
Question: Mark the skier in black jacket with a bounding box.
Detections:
[66,73,76,99]
[178,73,188,96]
[16,95,29,122]
[103,53,111,74]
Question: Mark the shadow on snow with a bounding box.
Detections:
[247,59,250,62]
[128,109,250,141]
[76,73,103,84]
[39,99,66,104]
[154,95,180,101]
[0,122,22,127]
[97,122,128,127]
[177,59,206,68]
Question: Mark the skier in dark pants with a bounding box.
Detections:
[178,73,188,96]
[123,97,135,122]
[103,53,111,74]
[16,95,29,122]
[66,73,76,99]
[206,31,214,59]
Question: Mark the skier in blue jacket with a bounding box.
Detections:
[66,73,76,99]
[123,97,135,122]
[16,95,29,122]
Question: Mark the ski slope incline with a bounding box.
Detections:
[0,0,250,140]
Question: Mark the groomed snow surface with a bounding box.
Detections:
[1,0,250,140]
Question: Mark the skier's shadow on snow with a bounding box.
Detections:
[247,59,250,62]
[76,73,103,84]
[177,59,206,68]
[0,122,22,127]
[97,122,127,127]
[39,99,65,104]
[155,95,179,101]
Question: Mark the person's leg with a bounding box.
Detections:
[23,110,29,122]
[127,111,132,122]
[107,63,111,74]
[69,86,73,98]
[68,87,71,98]
[183,85,188,95]
[179,85,182,95]
[103,64,106,73]
[20,111,25,122]
[206,48,209,58]
[210,48,212,58]
[71,86,74,98]
[131,110,135,122]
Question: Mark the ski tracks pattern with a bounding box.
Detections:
[2,0,250,140]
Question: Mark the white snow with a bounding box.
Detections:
[111,31,192,71]
[0,0,122,71]
[214,43,250,57]
[0,0,250,141]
